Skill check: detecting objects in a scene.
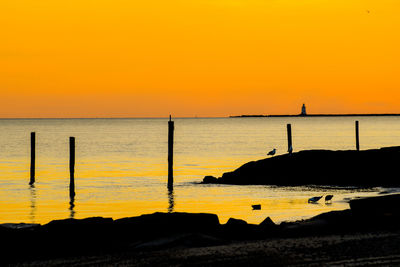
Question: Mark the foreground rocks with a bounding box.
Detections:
[1,194,400,265]
[202,146,400,186]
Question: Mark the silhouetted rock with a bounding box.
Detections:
[2,200,400,265]
[42,217,114,242]
[203,147,400,186]
[350,194,400,216]
[44,216,113,230]
[0,223,40,230]
[114,212,220,240]
[203,175,218,183]
[310,209,353,222]
[259,217,275,228]
[222,218,261,240]
[226,218,248,226]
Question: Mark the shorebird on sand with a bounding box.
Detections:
[308,196,323,203]
[325,195,334,202]
[267,148,276,156]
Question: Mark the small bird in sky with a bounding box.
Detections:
[366,10,370,14]
[267,148,276,156]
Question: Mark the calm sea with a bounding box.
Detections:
[1,117,399,224]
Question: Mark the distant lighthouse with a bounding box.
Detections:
[301,104,307,116]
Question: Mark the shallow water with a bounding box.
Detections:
[1,117,399,224]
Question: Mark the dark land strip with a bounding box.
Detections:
[230,114,400,117]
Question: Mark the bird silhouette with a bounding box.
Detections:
[325,195,334,202]
[308,196,323,203]
[267,148,276,156]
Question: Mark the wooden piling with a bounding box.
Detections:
[168,115,174,189]
[287,124,293,154]
[30,132,35,185]
[69,137,75,198]
[355,121,360,151]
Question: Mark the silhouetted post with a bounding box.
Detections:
[287,124,293,154]
[69,137,75,198]
[30,132,35,185]
[355,121,360,151]
[168,115,174,189]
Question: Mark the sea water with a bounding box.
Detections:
[1,117,399,224]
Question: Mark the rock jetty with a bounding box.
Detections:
[203,146,400,186]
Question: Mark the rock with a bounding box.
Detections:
[223,218,261,240]
[350,194,400,216]
[203,147,400,186]
[259,217,275,228]
[42,217,115,250]
[43,217,114,232]
[0,223,40,230]
[203,175,218,183]
[226,218,248,226]
[114,212,220,238]
[310,209,353,222]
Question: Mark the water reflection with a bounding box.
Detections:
[29,185,37,223]
[167,188,175,213]
[308,202,322,205]
[69,196,76,219]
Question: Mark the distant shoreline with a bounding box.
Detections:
[230,113,400,118]
[1,114,400,119]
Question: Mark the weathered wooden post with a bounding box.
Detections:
[69,137,75,198]
[355,121,360,151]
[287,124,293,154]
[30,132,35,185]
[168,115,174,189]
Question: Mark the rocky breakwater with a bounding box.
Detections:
[203,146,400,186]
[1,194,400,265]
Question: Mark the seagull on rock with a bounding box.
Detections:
[267,148,276,156]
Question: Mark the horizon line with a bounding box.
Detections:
[2,112,400,119]
[0,116,225,119]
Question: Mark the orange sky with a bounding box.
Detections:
[1,0,399,117]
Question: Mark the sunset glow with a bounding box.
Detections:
[1,0,399,117]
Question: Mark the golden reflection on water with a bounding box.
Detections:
[29,185,36,224]
[167,188,175,213]
[0,153,387,225]
[69,196,75,219]
[1,117,399,224]
[0,182,384,224]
